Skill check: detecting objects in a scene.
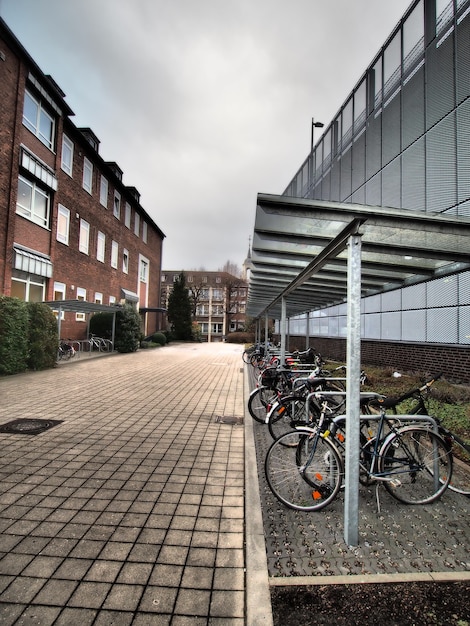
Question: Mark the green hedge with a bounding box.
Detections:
[0,296,59,375]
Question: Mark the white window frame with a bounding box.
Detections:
[100,176,108,207]
[94,292,103,304]
[76,287,86,322]
[23,89,55,150]
[53,281,66,320]
[79,219,90,255]
[11,275,45,302]
[125,202,131,228]
[139,256,149,283]
[109,295,116,305]
[142,221,148,243]
[61,134,74,176]
[56,204,70,245]
[83,157,93,194]
[97,231,105,263]
[113,191,121,219]
[111,240,119,269]
[134,212,140,236]
[122,248,129,274]
[16,175,50,228]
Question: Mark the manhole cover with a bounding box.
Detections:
[0,419,63,435]
[215,415,244,425]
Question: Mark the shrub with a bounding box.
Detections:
[225,331,255,344]
[114,305,141,353]
[151,332,167,346]
[0,296,29,375]
[27,302,58,370]
[89,312,113,338]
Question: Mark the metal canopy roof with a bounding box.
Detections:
[44,300,123,314]
[247,194,470,320]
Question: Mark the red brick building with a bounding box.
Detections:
[0,18,165,340]
[161,271,247,342]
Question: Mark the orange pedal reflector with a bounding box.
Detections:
[312,490,322,500]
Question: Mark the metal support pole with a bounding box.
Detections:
[265,311,269,348]
[344,233,362,547]
[280,297,287,365]
[305,312,310,349]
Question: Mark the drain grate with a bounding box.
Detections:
[215,415,244,425]
[0,418,63,435]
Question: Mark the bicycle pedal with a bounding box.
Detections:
[389,478,401,487]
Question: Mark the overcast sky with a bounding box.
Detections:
[1,0,411,272]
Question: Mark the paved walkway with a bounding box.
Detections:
[0,343,261,625]
[1,344,469,625]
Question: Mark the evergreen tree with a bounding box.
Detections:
[167,272,193,340]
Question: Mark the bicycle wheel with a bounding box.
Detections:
[267,395,309,441]
[248,386,278,424]
[443,434,470,495]
[379,427,452,504]
[265,430,343,511]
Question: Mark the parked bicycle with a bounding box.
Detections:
[57,339,76,361]
[265,392,453,512]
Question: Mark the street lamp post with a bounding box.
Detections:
[311,118,324,151]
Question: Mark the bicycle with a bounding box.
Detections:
[57,339,76,361]
[88,334,113,352]
[366,373,470,496]
[265,394,452,512]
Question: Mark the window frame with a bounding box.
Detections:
[83,157,93,194]
[61,134,74,176]
[100,176,108,207]
[111,240,119,269]
[113,191,121,219]
[79,219,90,255]
[16,174,50,228]
[23,89,55,150]
[122,248,129,274]
[57,204,70,245]
[97,231,106,263]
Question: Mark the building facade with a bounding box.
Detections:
[0,18,165,340]
[161,271,247,341]
[279,0,470,356]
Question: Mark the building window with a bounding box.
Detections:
[113,191,121,219]
[111,241,118,268]
[216,277,221,283]
[61,134,74,176]
[202,276,207,283]
[212,323,223,334]
[79,219,90,254]
[122,249,129,274]
[140,258,148,282]
[11,275,45,302]
[76,287,86,321]
[83,157,93,194]
[97,231,105,262]
[23,89,55,149]
[125,202,131,228]
[134,212,140,236]
[53,281,66,319]
[57,204,70,245]
[100,176,108,207]
[109,295,116,305]
[95,292,103,304]
[16,175,50,228]
[142,221,148,243]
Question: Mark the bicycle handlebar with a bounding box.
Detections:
[371,372,443,409]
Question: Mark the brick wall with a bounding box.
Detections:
[282,336,470,384]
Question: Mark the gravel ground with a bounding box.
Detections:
[271,580,470,626]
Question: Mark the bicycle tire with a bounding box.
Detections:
[267,395,309,442]
[379,427,452,505]
[248,386,278,424]
[265,430,343,511]
[442,434,470,496]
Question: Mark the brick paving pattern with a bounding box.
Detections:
[0,343,245,625]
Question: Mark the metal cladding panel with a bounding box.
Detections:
[402,138,425,211]
[456,9,470,104]
[382,158,401,209]
[402,64,425,149]
[457,99,470,205]
[425,32,455,129]
[365,112,382,179]
[426,114,457,212]
[382,92,401,167]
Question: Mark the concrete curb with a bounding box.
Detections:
[269,570,470,586]
[244,365,274,625]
